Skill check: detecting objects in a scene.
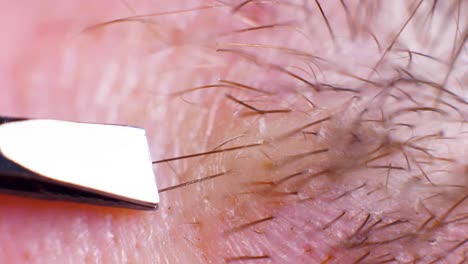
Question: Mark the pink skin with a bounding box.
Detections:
[0,0,467,263]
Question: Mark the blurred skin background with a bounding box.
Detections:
[0,0,466,263]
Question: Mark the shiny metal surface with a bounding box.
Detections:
[0,117,159,210]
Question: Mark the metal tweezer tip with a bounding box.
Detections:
[0,116,159,210]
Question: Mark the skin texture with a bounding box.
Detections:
[0,0,467,263]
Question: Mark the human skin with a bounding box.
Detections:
[0,0,466,263]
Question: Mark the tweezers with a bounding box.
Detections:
[0,116,159,210]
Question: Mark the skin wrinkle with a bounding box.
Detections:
[0,0,466,263]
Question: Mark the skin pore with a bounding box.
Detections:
[0,0,466,263]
